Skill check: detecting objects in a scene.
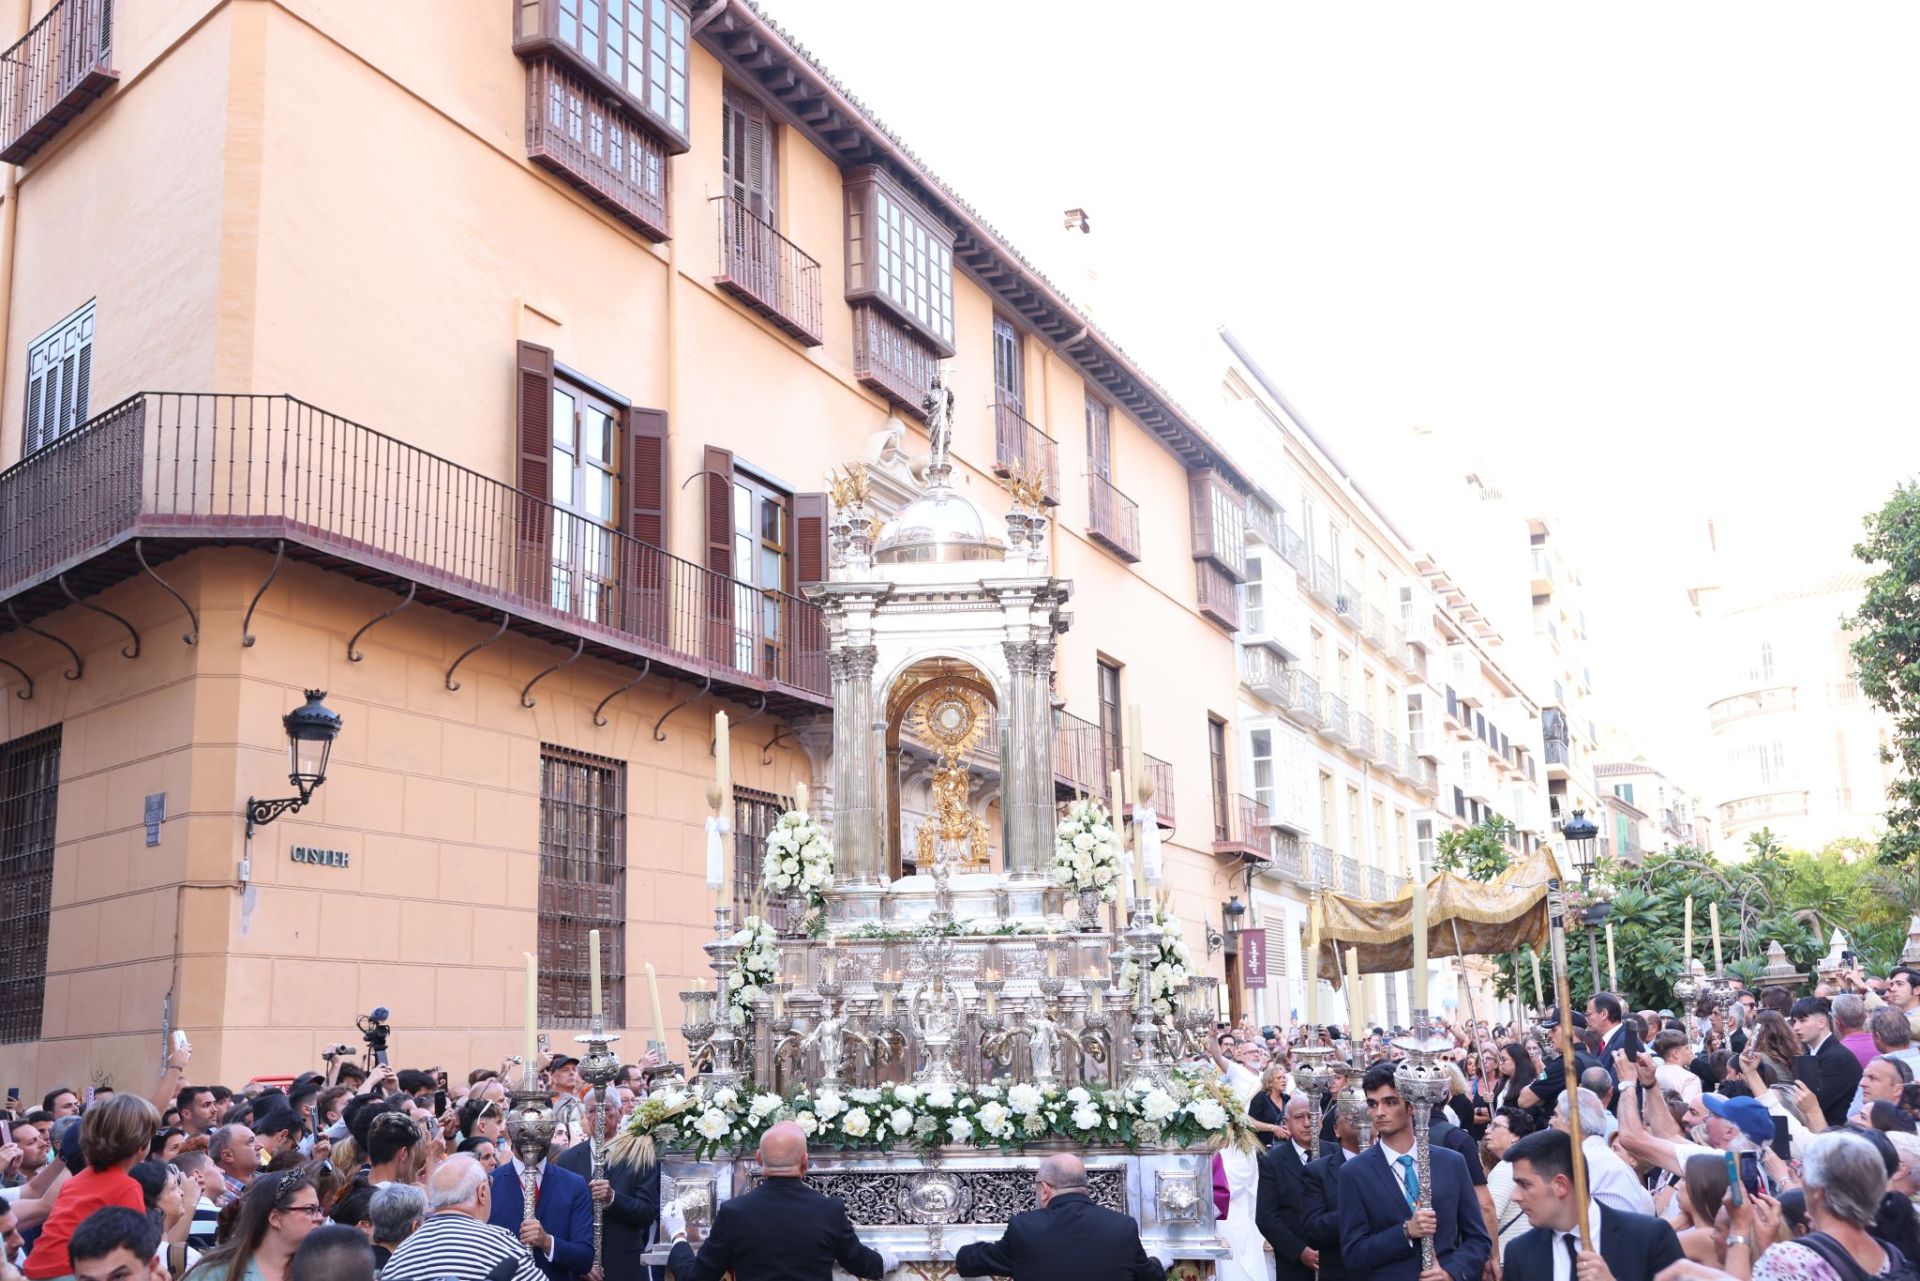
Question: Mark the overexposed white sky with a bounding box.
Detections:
[759,0,1920,775]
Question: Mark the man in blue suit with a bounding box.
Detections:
[1337,1062,1491,1281]
[487,1123,595,1281]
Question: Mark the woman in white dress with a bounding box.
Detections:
[1211,1127,1266,1281]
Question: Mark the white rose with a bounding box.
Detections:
[1057,820,1077,838]
[795,1111,819,1135]
[841,1108,871,1138]
[976,1100,1012,1137]
[814,1091,844,1120]
[1071,1104,1102,1131]
[850,1088,882,1105]
[889,1107,914,1135]
[783,857,800,874]
[1007,1084,1044,1116]
[709,1087,738,1111]
[924,1086,955,1110]
[946,1116,975,1144]
[693,1109,730,1141]
[749,1093,782,1119]
[893,1086,919,1107]
[1189,1099,1229,1130]
[1073,832,1094,852]
[1066,1086,1091,1105]
[1141,1089,1177,1122]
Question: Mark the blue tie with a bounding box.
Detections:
[1399,1153,1420,1205]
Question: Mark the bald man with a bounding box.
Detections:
[955,1153,1164,1281]
[660,1122,892,1280]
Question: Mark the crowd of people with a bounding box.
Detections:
[1218,962,1920,1280]
[8,962,1920,1281]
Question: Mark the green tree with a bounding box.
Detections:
[1846,480,1920,870]
[1435,816,1517,882]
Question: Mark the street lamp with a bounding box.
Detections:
[1560,807,1605,992]
[246,689,344,837]
[1208,895,1248,958]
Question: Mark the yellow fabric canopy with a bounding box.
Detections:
[1313,846,1564,986]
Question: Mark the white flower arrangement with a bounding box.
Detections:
[761,808,834,935]
[724,915,780,1024]
[1051,799,1124,901]
[1120,901,1194,1017]
[623,1066,1252,1159]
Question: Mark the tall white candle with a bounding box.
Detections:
[644,962,665,1042]
[589,929,603,1020]
[524,952,539,1074]
[1606,923,1618,993]
[1410,866,1429,1010]
[795,780,809,814]
[1346,946,1365,1031]
[1683,895,1694,966]
[1710,902,1724,974]
[1530,948,1544,1007]
[1305,903,1320,1026]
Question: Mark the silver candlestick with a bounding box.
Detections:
[1122,896,1174,1092]
[1290,1037,1337,1160]
[504,1083,558,1226]
[701,906,749,1090]
[573,1022,621,1276]
[1393,1010,1456,1275]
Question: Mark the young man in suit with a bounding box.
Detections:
[486,1122,594,1281]
[955,1152,1164,1281]
[660,1122,895,1281]
[1793,996,1866,1128]
[1255,1094,1320,1280]
[1300,1099,1366,1281]
[1337,1062,1491,1281]
[1500,1128,1684,1281]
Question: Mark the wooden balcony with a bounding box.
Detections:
[713,196,823,346]
[1195,560,1239,631]
[1087,473,1141,563]
[1212,792,1271,861]
[852,304,939,419]
[0,393,829,712]
[513,0,691,153]
[525,56,669,241]
[991,397,1058,505]
[0,0,115,164]
[1126,753,1176,835]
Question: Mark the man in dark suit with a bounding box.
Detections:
[1518,1010,1602,1124]
[552,1101,657,1281]
[660,1122,893,1281]
[1301,1100,1364,1281]
[1500,1128,1684,1281]
[1255,1095,1319,1280]
[955,1152,1163,1281]
[1318,1062,1353,1146]
[488,1124,595,1281]
[1793,996,1866,1128]
[1585,993,1639,1085]
[1338,1062,1490,1281]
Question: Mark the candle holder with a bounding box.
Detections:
[1672,956,1708,1012]
[679,989,716,1075]
[1392,1010,1456,1275]
[1122,896,1175,1092]
[701,906,750,1090]
[1290,1038,1337,1160]
[1337,1075,1373,1148]
[504,1089,559,1223]
[573,1022,621,1275]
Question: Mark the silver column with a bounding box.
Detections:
[1001,639,1053,882]
[831,644,884,886]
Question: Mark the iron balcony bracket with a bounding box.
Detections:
[446,610,511,691]
[5,602,82,680]
[652,673,713,742]
[761,723,796,765]
[520,635,586,709]
[241,540,286,647]
[714,692,768,755]
[347,581,417,662]
[135,540,199,645]
[59,573,140,658]
[592,658,653,727]
[0,655,33,700]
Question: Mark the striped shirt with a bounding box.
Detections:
[378,1211,545,1281]
[188,1196,222,1251]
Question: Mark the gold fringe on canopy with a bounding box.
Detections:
[1313,846,1563,985]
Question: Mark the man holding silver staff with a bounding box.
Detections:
[1337,1061,1491,1281]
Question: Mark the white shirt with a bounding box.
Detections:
[1291,1140,1313,1168]
[504,1156,554,1259]
[1584,1135,1654,1217]
[1656,1061,1702,1103]
[1550,1208,1604,1281]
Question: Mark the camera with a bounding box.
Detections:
[356,1007,392,1067]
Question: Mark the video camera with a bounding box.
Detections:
[356,1007,392,1067]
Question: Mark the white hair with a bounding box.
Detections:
[427,1154,489,1209]
[1559,1086,1610,1137]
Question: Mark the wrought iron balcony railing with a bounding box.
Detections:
[1340,855,1362,893]
[713,196,824,346]
[1272,832,1304,879]
[991,396,1058,505]
[1356,714,1377,761]
[1280,526,1308,574]
[1087,472,1141,563]
[1308,842,1334,886]
[1141,753,1176,832]
[1280,669,1321,727]
[1052,711,1107,801]
[1213,791,1271,859]
[0,0,114,165]
[0,393,829,703]
[1195,560,1239,630]
[1321,692,1350,743]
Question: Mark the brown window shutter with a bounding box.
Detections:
[625,407,668,547]
[794,492,828,587]
[702,445,736,577]
[515,341,557,597]
[701,445,737,664]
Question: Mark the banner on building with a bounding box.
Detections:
[1237,927,1269,988]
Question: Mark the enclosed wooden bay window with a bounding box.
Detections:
[844,166,955,415]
